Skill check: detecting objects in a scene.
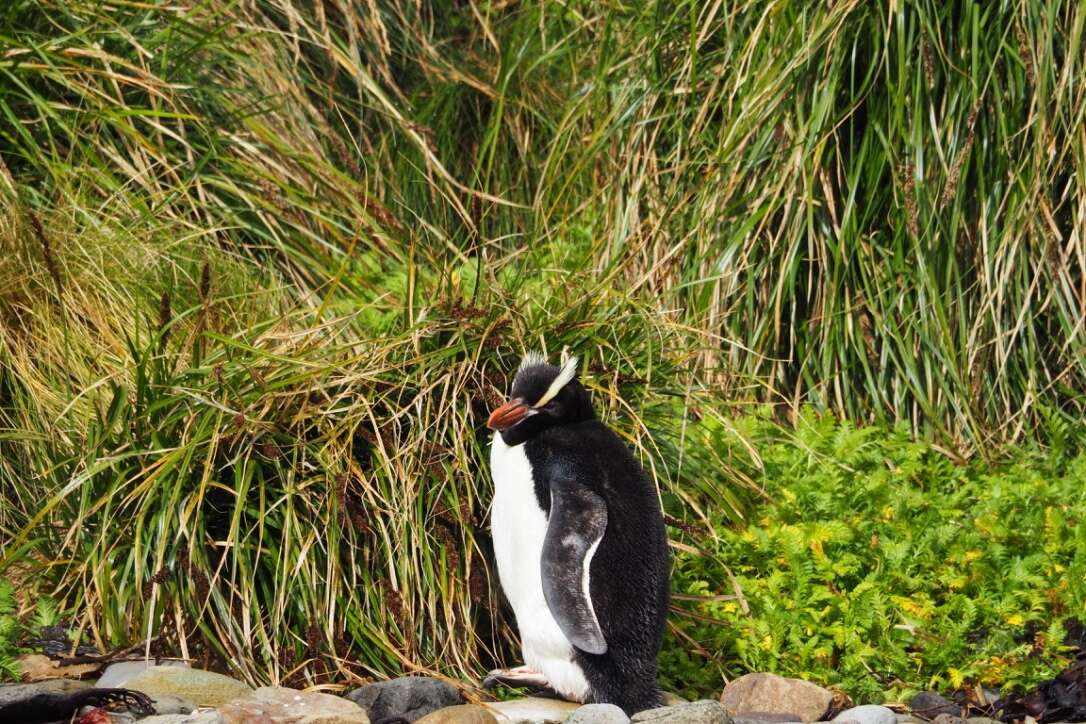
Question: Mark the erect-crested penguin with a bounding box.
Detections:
[484,352,670,715]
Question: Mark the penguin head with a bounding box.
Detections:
[487,352,594,445]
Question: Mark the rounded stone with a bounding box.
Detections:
[930,716,966,724]
[485,697,582,724]
[566,703,631,724]
[346,676,463,722]
[149,694,197,716]
[417,704,501,724]
[219,686,369,723]
[632,700,733,724]
[119,665,252,707]
[140,715,225,724]
[733,715,803,724]
[720,674,832,723]
[833,705,897,724]
[96,659,190,688]
[908,693,958,719]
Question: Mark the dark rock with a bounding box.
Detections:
[0,682,153,722]
[346,677,464,723]
[996,659,1086,722]
[908,693,959,720]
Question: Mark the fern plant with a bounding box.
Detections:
[662,410,1086,702]
[0,581,21,680]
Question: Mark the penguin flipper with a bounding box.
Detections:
[540,482,609,655]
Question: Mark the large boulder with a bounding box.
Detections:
[719,674,832,723]
[114,665,252,707]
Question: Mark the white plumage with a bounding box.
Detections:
[489,432,591,700]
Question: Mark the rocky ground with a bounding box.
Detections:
[0,664,1063,724]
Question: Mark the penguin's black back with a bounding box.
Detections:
[524,418,670,714]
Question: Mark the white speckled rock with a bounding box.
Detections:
[96,659,190,688]
[219,686,369,723]
[565,703,631,724]
[833,705,897,724]
[117,665,251,707]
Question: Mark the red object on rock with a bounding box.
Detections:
[76,708,114,724]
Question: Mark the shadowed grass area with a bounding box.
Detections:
[1,0,1084,700]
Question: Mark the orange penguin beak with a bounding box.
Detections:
[487,399,532,431]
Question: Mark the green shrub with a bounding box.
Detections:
[664,411,1086,701]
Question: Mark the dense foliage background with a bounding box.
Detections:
[1,0,1084,702]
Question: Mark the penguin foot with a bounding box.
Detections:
[483,665,551,690]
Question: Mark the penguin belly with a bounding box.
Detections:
[490,434,592,702]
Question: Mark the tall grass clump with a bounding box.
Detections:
[0,0,1084,698]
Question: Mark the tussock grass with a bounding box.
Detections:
[0,0,1084,697]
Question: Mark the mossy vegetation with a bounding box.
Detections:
[0,0,1083,702]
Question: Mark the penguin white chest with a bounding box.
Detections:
[489,434,591,701]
